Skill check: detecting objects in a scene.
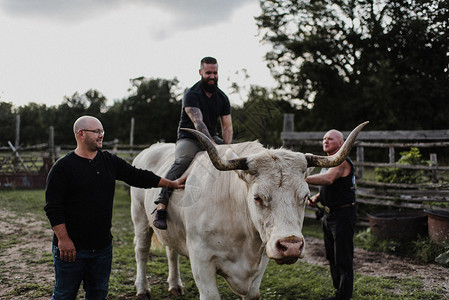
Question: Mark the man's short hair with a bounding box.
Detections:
[201,56,217,66]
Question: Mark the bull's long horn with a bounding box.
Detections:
[180,128,249,171]
[305,121,369,168]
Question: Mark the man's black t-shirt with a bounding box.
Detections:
[177,81,231,140]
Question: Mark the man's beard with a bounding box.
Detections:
[86,136,102,151]
[201,77,218,93]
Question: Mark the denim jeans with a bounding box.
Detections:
[51,243,112,300]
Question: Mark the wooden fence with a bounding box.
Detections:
[0,139,143,189]
[281,114,449,220]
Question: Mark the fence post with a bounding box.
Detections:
[283,114,294,132]
[389,147,395,163]
[112,138,119,154]
[49,126,55,162]
[130,117,135,161]
[356,146,364,179]
[430,153,438,183]
[15,115,21,148]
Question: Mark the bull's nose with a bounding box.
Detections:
[276,236,304,258]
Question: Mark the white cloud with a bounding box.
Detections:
[0,0,275,107]
[0,0,254,30]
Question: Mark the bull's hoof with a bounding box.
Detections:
[136,291,151,300]
[169,286,185,296]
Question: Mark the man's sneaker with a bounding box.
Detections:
[153,209,167,230]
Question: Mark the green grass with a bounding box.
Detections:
[0,186,447,299]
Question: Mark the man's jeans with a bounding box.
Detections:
[322,206,356,300]
[51,243,112,300]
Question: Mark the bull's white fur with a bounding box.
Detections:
[131,141,310,299]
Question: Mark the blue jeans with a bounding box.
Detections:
[51,243,112,300]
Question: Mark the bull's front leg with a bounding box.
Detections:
[131,200,153,300]
[190,254,221,300]
[166,246,184,296]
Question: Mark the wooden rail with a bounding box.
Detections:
[281,114,449,214]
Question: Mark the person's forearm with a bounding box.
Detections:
[306,174,334,186]
[222,124,233,144]
[52,223,76,262]
[158,178,173,188]
[52,223,71,242]
[194,121,215,141]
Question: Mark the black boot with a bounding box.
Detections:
[153,209,167,230]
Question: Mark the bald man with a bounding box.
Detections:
[306,129,357,300]
[45,116,185,300]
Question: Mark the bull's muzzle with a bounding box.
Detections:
[272,236,304,265]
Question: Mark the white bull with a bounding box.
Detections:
[130,122,368,299]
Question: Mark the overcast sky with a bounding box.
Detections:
[0,0,276,107]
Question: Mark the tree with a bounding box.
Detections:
[16,103,56,146]
[106,77,182,144]
[233,85,297,147]
[52,89,108,145]
[256,0,449,130]
[0,102,16,146]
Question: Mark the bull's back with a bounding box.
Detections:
[132,143,175,175]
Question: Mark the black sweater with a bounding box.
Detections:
[44,150,161,250]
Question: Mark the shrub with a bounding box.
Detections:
[375,147,429,184]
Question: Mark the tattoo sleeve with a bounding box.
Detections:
[185,107,215,141]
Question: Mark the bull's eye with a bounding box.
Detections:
[254,195,263,206]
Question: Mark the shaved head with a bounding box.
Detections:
[322,129,344,155]
[73,116,102,135]
[325,129,344,143]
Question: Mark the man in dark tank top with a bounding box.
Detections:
[306,129,357,300]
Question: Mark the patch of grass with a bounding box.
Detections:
[302,217,323,239]
[0,186,447,299]
[0,189,47,223]
[353,275,443,300]
[354,227,446,264]
[10,283,53,298]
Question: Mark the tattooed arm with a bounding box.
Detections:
[185,107,217,144]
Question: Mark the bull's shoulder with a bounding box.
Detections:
[133,143,175,169]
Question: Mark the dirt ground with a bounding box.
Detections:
[0,208,448,299]
[303,237,449,297]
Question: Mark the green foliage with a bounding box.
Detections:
[109,77,182,144]
[435,242,449,266]
[354,227,445,265]
[0,77,183,148]
[256,0,449,131]
[232,86,296,147]
[0,102,16,145]
[375,147,429,184]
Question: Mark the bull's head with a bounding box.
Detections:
[181,121,368,264]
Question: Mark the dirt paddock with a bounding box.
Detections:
[0,208,447,299]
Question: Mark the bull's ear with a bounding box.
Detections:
[236,169,253,184]
[222,148,252,183]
